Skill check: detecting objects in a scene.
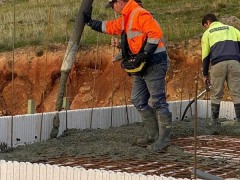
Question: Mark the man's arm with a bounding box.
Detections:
[201,32,211,77]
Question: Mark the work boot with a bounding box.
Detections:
[210,103,221,127]
[137,109,158,146]
[147,112,172,152]
[234,104,240,125]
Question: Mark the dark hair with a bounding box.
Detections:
[201,14,218,26]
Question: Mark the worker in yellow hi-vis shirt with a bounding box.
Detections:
[201,13,240,127]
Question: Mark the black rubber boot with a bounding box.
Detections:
[147,112,172,152]
[210,103,221,127]
[234,104,240,123]
[137,109,158,146]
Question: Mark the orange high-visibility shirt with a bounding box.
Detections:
[102,0,166,54]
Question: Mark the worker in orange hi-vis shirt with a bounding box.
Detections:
[83,0,172,152]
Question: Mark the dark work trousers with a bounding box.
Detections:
[131,60,170,115]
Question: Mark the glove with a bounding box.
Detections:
[83,6,92,24]
[134,51,149,67]
[204,77,211,92]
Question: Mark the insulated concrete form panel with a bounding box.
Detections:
[0,116,9,145]
[219,101,235,120]
[169,101,193,121]
[0,160,195,180]
[65,109,92,130]
[0,100,237,148]
[35,113,54,141]
[122,105,141,123]
[91,107,112,129]
[111,106,129,127]
[13,115,36,147]
[197,100,211,119]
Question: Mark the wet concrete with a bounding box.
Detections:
[0,118,239,177]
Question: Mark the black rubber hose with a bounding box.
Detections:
[181,99,195,121]
[181,88,209,121]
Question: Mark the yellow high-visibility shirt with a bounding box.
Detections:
[201,21,240,76]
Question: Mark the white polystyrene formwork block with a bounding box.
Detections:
[0,117,9,147]
[169,101,190,121]
[6,161,14,180]
[59,111,67,136]
[152,175,162,180]
[33,163,40,180]
[70,109,91,130]
[30,115,37,143]
[59,166,67,180]
[94,169,103,180]
[117,105,131,124]
[139,174,148,180]
[19,162,27,180]
[131,173,140,180]
[102,170,110,180]
[72,167,81,180]
[116,172,125,180]
[35,113,46,142]
[7,117,12,149]
[79,168,88,180]
[109,170,118,180]
[87,169,96,180]
[66,166,74,180]
[146,175,155,180]
[43,113,55,141]
[26,162,33,180]
[169,101,177,120]
[36,112,50,141]
[52,165,60,180]
[198,100,211,119]
[46,164,53,180]
[0,160,7,180]
[34,114,43,143]
[127,105,141,123]
[39,163,47,180]
[13,161,20,180]
[220,101,235,119]
[13,115,36,147]
[92,108,112,129]
[112,106,127,127]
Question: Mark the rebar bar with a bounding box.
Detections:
[10,0,16,148]
[90,33,100,129]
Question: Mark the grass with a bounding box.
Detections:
[0,0,239,52]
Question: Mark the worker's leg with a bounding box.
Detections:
[131,75,158,146]
[226,60,240,122]
[210,62,227,126]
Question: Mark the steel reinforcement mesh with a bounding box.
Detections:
[34,135,240,179]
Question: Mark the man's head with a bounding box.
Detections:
[105,0,118,8]
[105,0,142,9]
[202,14,218,29]
[105,0,128,13]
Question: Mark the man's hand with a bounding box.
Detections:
[204,76,211,92]
[134,51,149,67]
[83,6,92,24]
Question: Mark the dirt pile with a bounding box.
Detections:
[0,38,205,116]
